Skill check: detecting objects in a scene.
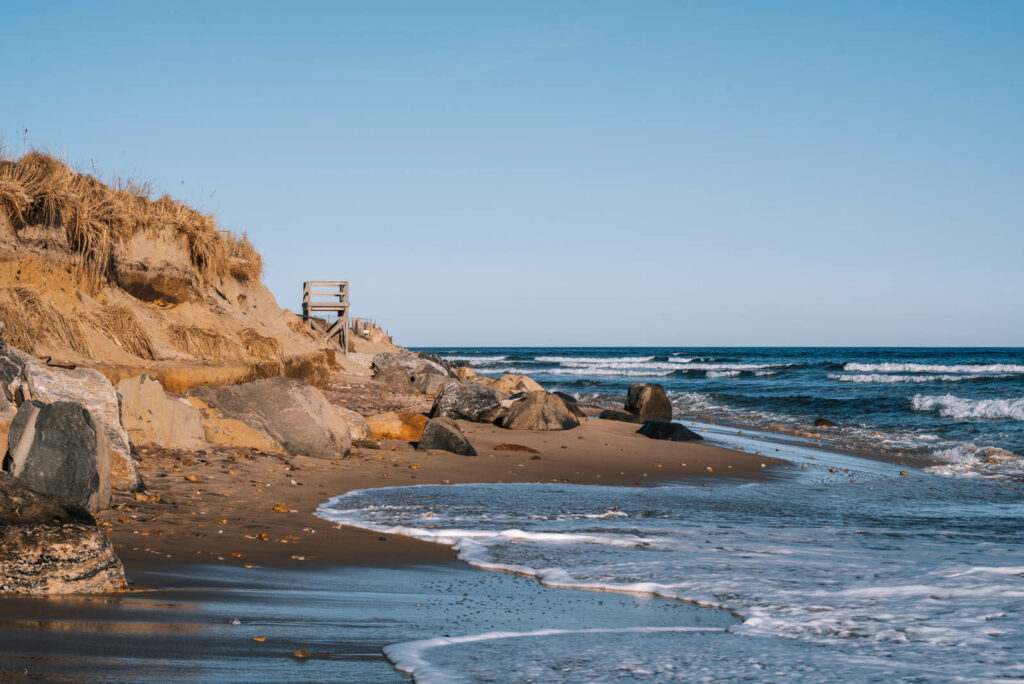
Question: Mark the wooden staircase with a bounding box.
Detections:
[302,281,349,353]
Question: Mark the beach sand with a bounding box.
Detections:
[0,373,781,681]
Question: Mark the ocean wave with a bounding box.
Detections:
[831,373,1014,384]
[924,444,1024,479]
[534,356,656,363]
[706,370,741,378]
[442,355,508,363]
[844,362,1024,373]
[911,394,1024,421]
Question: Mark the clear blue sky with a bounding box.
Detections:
[3,1,1022,346]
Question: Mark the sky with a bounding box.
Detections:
[2,1,1022,347]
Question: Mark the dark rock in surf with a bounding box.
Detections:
[624,383,673,422]
[636,420,703,442]
[813,419,837,427]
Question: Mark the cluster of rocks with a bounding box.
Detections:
[367,352,585,455]
[604,382,703,442]
[0,337,368,595]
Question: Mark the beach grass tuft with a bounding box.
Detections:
[240,327,281,359]
[0,150,256,285]
[166,323,243,362]
[90,305,156,359]
[0,286,90,356]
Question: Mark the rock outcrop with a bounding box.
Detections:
[498,391,581,431]
[624,383,673,422]
[6,401,111,512]
[366,412,429,441]
[636,421,703,442]
[188,377,351,459]
[431,382,501,423]
[374,364,414,387]
[416,418,476,456]
[116,375,206,451]
[0,473,125,595]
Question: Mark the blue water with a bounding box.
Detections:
[420,347,1024,476]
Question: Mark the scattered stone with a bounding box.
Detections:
[6,400,112,512]
[624,383,673,422]
[498,391,580,431]
[431,382,501,423]
[636,421,703,442]
[272,503,289,512]
[188,378,352,459]
[900,470,910,476]
[416,418,477,456]
[366,411,429,441]
[184,473,200,483]
[292,648,311,659]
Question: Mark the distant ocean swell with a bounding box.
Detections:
[428,347,1024,479]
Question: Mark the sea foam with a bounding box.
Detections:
[844,362,1024,373]
[911,394,1024,421]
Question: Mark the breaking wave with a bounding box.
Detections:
[831,373,1014,384]
[911,394,1024,421]
[844,363,1024,373]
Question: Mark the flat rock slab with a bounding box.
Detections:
[188,377,351,459]
[0,523,126,594]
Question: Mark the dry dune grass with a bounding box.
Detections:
[166,323,243,362]
[90,305,156,360]
[239,327,281,359]
[0,286,90,356]
[0,150,261,285]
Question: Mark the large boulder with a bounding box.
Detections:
[184,397,286,454]
[366,412,429,441]
[116,375,206,451]
[552,391,586,418]
[416,418,477,456]
[373,364,413,387]
[6,401,112,512]
[624,382,673,422]
[493,374,544,395]
[21,359,138,491]
[636,421,703,442]
[335,406,372,442]
[0,473,116,593]
[372,352,449,378]
[187,377,351,459]
[431,382,501,423]
[497,391,581,431]
[412,370,455,398]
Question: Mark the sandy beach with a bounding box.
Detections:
[0,372,778,682]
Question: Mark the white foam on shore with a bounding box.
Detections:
[384,626,725,684]
[924,444,1024,478]
[844,362,1024,373]
[831,373,1014,384]
[911,394,1024,421]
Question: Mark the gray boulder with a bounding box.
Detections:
[374,364,413,387]
[416,418,476,456]
[598,409,644,423]
[188,377,351,459]
[431,382,501,422]
[498,391,581,431]
[0,471,94,526]
[6,401,112,513]
[116,375,206,451]
[624,382,673,422]
[372,352,449,378]
[637,420,703,442]
[412,370,455,398]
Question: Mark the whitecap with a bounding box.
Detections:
[911,394,1024,421]
[844,362,1024,373]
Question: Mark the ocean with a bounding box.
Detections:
[317,347,1024,682]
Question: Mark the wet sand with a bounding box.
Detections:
[0,374,781,681]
